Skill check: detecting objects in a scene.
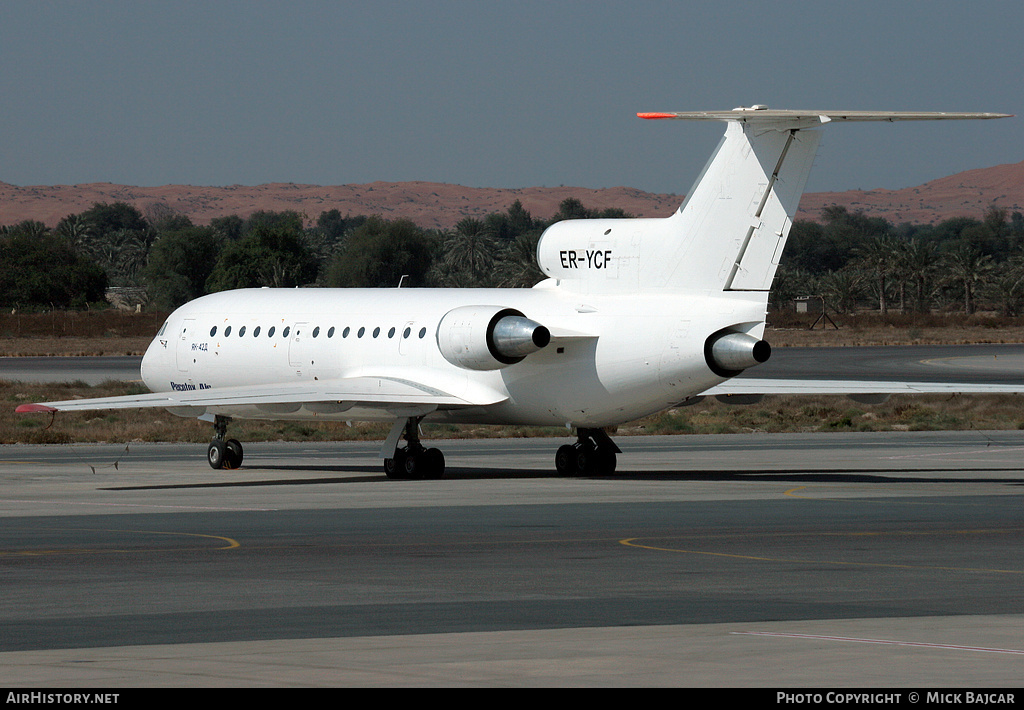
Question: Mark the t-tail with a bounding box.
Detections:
[535,107,1010,296]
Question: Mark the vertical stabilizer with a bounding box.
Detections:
[633,108,1009,294]
[535,109,1010,295]
[648,120,821,293]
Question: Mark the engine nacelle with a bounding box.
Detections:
[705,330,771,377]
[437,306,551,371]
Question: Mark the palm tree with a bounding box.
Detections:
[55,214,92,242]
[896,238,938,313]
[942,242,993,315]
[818,268,864,314]
[985,255,1024,316]
[442,218,499,286]
[495,233,545,288]
[852,235,897,314]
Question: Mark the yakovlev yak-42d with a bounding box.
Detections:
[18,107,1018,478]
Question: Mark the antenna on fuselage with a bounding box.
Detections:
[398,275,409,288]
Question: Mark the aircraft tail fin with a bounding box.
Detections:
[640,109,1009,293]
[662,118,820,292]
[535,108,1009,295]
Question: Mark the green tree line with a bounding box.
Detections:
[0,197,629,310]
[774,205,1024,316]
[3,198,1024,315]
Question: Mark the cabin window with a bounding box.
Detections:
[328,327,335,338]
[239,326,246,337]
[403,327,411,339]
[343,327,350,338]
[372,327,380,338]
[253,326,261,337]
[225,326,232,337]
[313,326,320,338]
[418,327,427,339]
[388,327,396,338]
[357,327,365,338]
[210,326,218,337]
[283,326,290,338]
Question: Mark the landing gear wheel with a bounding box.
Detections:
[597,448,617,475]
[208,440,226,470]
[423,448,445,479]
[402,451,422,479]
[383,416,447,480]
[587,448,616,475]
[556,428,621,476]
[555,444,578,476]
[575,443,595,476]
[575,445,617,475]
[384,450,407,479]
[223,439,244,469]
[207,415,240,471]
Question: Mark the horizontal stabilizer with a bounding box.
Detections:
[638,108,1012,125]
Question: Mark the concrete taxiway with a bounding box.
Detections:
[1,432,1023,687]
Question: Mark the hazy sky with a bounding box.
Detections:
[2,1,1021,195]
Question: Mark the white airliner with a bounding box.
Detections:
[18,107,1017,478]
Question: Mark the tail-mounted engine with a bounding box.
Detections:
[704,328,771,377]
[437,306,551,371]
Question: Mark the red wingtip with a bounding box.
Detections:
[16,404,58,413]
[637,112,676,119]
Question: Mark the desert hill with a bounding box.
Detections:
[1,160,1022,230]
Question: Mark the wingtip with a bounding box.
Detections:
[637,112,676,120]
[16,403,58,413]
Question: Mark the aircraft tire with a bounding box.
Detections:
[574,445,617,476]
[207,440,226,470]
[574,444,595,476]
[423,448,445,479]
[403,452,423,479]
[555,444,578,476]
[594,449,617,475]
[224,439,244,470]
[384,450,407,479]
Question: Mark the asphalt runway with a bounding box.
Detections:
[2,432,1024,687]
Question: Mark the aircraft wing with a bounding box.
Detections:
[701,378,1024,398]
[15,376,508,415]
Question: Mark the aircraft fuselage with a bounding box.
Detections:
[142,285,764,428]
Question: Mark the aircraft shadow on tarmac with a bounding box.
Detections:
[102,465,1024,490]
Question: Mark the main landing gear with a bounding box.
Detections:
[555,428,621,476]
[207,415,244,470]
[384,416,445,480]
